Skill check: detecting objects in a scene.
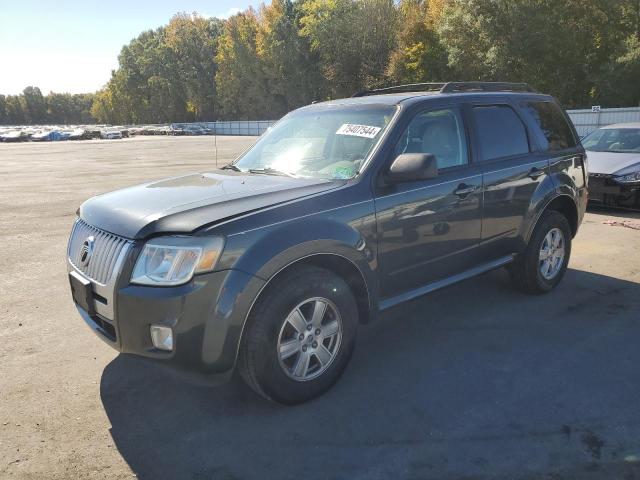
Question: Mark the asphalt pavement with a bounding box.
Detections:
[1,136,639,479]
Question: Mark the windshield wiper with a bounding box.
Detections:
[221,164,242,172]
[248,167,297,178]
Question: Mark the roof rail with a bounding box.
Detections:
[352,81,538,97]
[440,82,538,93]
[351,83,446,97]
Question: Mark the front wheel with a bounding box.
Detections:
[509,210,572,294]
[239,266,358,404]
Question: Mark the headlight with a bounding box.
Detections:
[131,236,224,286]
[616,171,640,183]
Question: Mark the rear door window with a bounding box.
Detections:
[521,101,577,152]
[472,105,530,161]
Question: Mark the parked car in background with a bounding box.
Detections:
[0,130,27,142]
[67,128,87,140]
[67,82,587,404]
[183,124,207,135]
[30,130,58,142]
[582,123,640,209]
[101,129,123,140]
[169,124,185,135]
[86,128,103,139]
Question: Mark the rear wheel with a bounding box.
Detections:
[239,266,358,404]
[509,210,572,294]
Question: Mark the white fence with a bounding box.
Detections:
[201,108,640,138]
[567,107,640,137]
[148,107,640,139]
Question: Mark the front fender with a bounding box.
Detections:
[221,217,376,288]
[214,216,378,372]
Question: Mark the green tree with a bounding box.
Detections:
[621,0,640,38]
[615,36,640,106]
[46,92,95,123]
[91,88,117,124]
[118,27,184,123]
[20,86,48,124]
[215,9,271,119]
[165,13,224,120]
[4,96,25,125]
[256,0,327,116]
[299,0,398,97]
[439,0,627,107]
[10,0,640,124]
[94,13,224,124]
[0,95,6,124]
[615,0,640,105]
[387,0,450,84]
[71,93,96,123]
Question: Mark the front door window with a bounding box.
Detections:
[394,108,469,171]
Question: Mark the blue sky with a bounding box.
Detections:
[0,0,260,95]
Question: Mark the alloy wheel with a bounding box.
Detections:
[539,227,565,280]
[277,297,342,381]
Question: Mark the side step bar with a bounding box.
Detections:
[379,255,515,311]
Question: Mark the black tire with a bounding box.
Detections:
[509,210,572,294]
[239,266,358,404]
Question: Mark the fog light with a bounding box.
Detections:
[150,325,173,351]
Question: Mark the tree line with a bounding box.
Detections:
[0,88,95,125]
[2,0,640,126]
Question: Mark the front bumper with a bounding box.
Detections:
[70,267,265,375]
[588,174,640,208]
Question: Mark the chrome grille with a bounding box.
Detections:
[68,219,133,285]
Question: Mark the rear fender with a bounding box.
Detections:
[517,173,558,248]
[523,191,579,245]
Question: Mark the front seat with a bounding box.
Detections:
[421,119,459,169]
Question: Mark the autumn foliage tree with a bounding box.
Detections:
[256,0,326,117]
[3,0,640,126]
[215,9,271,120]
[387,0,450,84]
[91,13,224,124]
[298,0,397,97]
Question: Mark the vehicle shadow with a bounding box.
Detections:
[587,204,640,219]
[101,268,640,480]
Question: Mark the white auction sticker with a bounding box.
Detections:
[336,123,382,139]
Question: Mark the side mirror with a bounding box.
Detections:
[388,153,438,182]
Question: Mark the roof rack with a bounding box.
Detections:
[441,82,537,93]
[352,83,446,97]
[352,81,538,97]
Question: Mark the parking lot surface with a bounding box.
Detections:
[1,136,639,480]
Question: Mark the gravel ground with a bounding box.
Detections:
[1,136,639,480]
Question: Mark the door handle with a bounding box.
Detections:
[453,184,477,197]
[528,167,545,179]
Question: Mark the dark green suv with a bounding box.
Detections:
[68,82,588,404]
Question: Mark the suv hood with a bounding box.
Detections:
[80,171,340,239]
[587,150,640,175]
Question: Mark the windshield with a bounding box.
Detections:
[582,128,640,153]
[232,104,397,179]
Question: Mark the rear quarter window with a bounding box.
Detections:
[521,101,577,152]
[472,105,530,161]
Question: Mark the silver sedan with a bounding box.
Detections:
[582,122,640,209]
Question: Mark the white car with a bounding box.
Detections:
[101,129,123,140]
[582,122,640,209]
